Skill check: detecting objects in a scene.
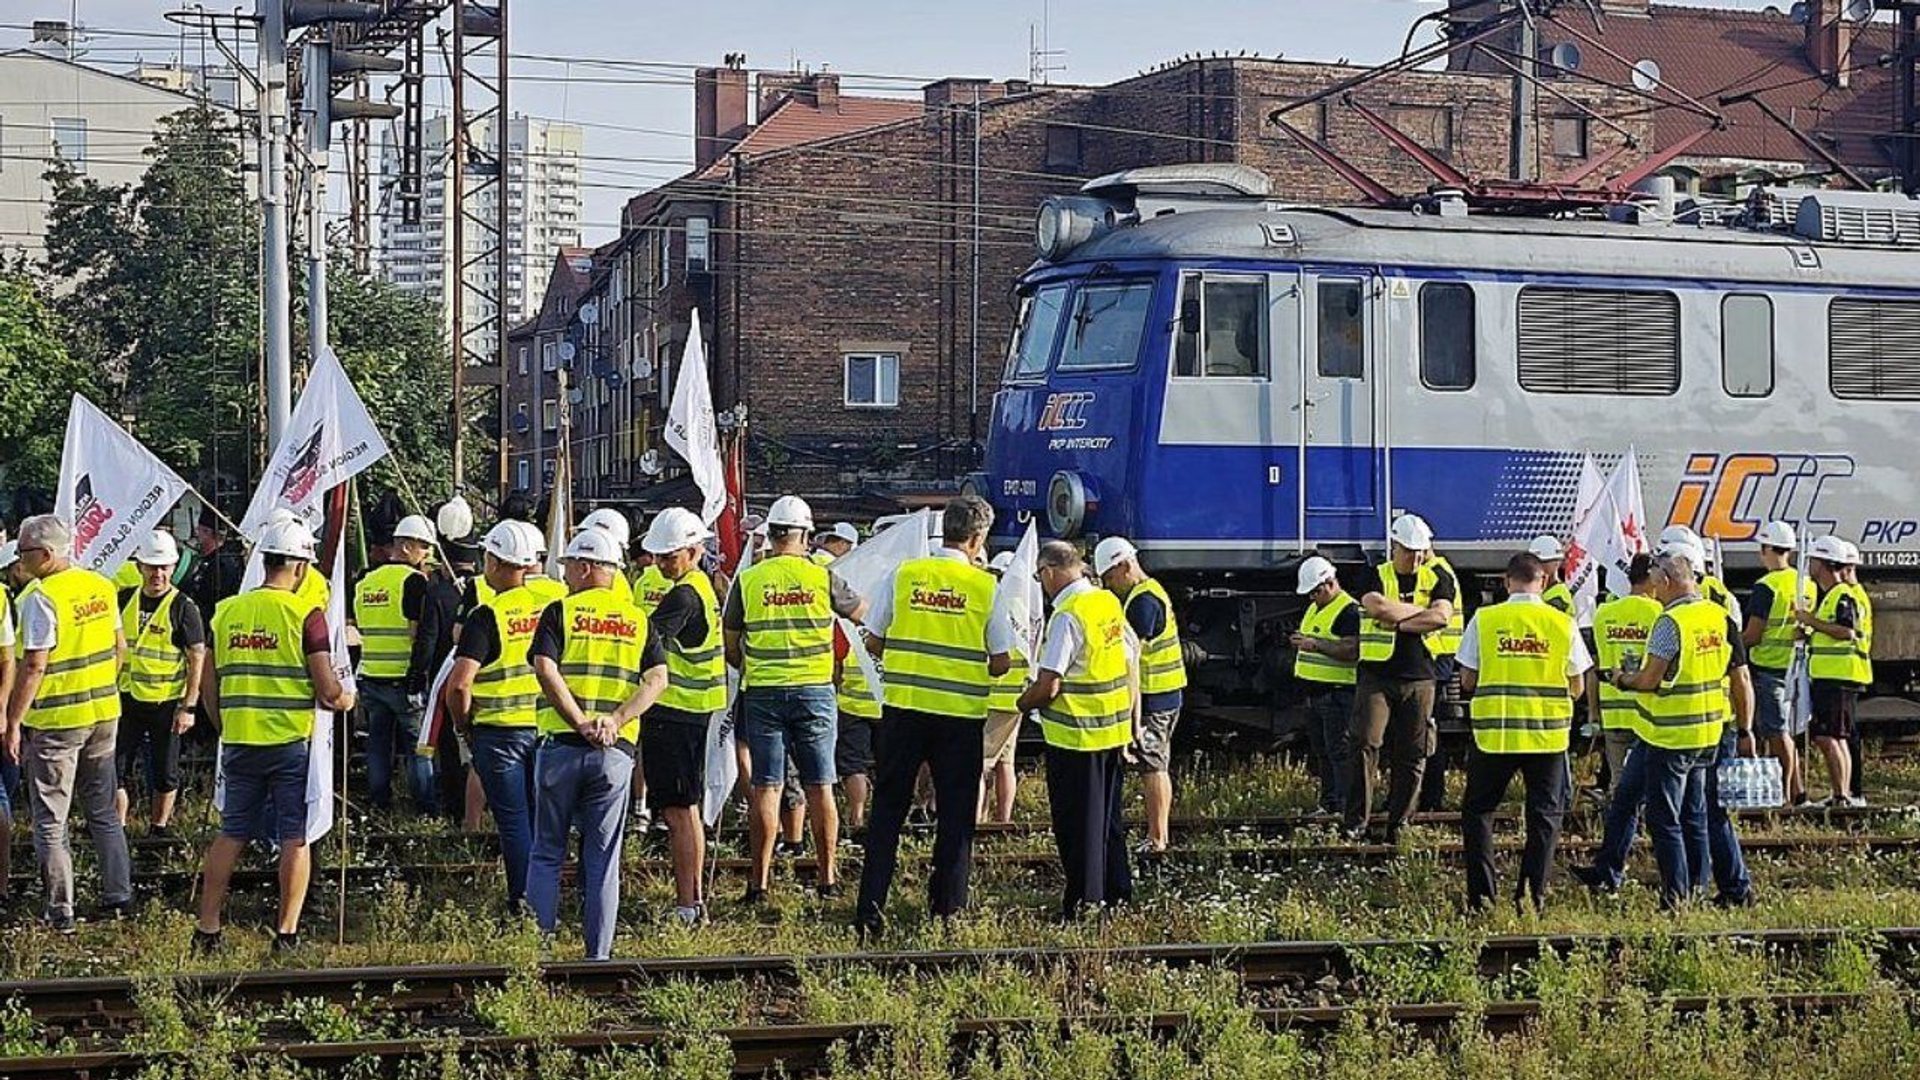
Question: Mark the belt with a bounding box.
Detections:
[545,732,639,757]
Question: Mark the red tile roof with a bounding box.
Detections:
[1537,3,1898,172]
[693,93,922,180]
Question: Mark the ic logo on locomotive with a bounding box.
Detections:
[1665,453,1853,541]
[1036,392,1094,432]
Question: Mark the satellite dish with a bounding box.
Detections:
[511,413,530,433]
[568,387,585,404]
[1631,59,1663,92]
[605,370,624,390]
[640,449,663,476]
[1791,1,1811,23]
[1844,0,1873,20]
[579,300,599,327]
[557,341,576,363]
[631,357,653,380]
[1542,42,1582,74]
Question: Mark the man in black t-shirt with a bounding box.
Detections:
[115,532,208,836]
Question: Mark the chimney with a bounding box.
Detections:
[1807,0,1854,88]
[757,72,806,116]
[693,58,750,173]
[922,78,1007,111]
[810,72,839,112]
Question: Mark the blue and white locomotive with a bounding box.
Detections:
[978,164,1920,713]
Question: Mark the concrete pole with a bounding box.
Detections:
[260,0,294,450]
[303,39,330,366]
[1510,3,1538,183]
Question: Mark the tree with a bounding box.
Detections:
[0,274,95,498]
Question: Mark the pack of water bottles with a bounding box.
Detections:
[1717,755,1785,810]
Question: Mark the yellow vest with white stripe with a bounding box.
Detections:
[27,568,122,730]
[1295,591,1358,687]
[1359,560,1453,663]
[524,574,568,607]
[1542,581,1575,617]
[293,565,330,615]
[212,587,317,746]
[353,563,417,679]
[1426,556,1466,657]
[1809,582,1873,687]
[737,555,835,689]
[987,649,1029,713]
[1591,593,1661,734]
[1039,587,1133,752]
[120,588,188,703]
[882,556,996,719]
[536,585,649,743]
[1749,567,1814,672]
[839,646,883,719]
[658,570,727,714]
[471,585,551,728]
[631,564,671,614]
[1125,576,1186,697]
[1643,598,1732,751]
[1468,600,1576,754]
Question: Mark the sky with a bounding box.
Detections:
[5,0,1795,243]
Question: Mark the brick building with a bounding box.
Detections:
[503,246,595,496]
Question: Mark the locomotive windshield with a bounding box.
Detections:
[1057,280,1154,371]
[1007,284,1068,382]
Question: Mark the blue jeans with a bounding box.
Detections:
[1590,735,1649,887]
[527,738,633,961]
[1642,744,1716,907]
[364,680,435,813]
[471,725,537,903]
[1688,727,1752,902]
[741,685,838,787]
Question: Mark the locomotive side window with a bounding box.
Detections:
[1516,286,1679,395]
[1007,284,1068,382]
[1173,273,1268,379]
[1317,279,1365,378]
[1419,282,1476,390]
[1057,280,1154,372]
[1721,293,1774,398]
[1831,297,1920,400]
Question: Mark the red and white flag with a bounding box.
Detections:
[54,395,190,578]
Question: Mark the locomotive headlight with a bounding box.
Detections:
[1034,196,1108,262]
[1047,470,1095,538]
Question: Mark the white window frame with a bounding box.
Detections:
[843,352,901,409]
[542,399,558,429]
[517,345,529,376]
[515,459,530,490]
[50,116,86,172]
[541,341,558,372]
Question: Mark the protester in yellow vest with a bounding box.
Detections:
[443,521,550,913]
[1798,535,1873,808]
[1587,553,1662,795]
[1019,540,1138,921]
[114,531,207,837]
[6,514,131,932]
[853,497,1011,939]
[979,549,1032,825]
[1740,520,1816,805]
[1290,556,1360,817]
[353,513,437,814]
[1528,535,1577,616]
[526,526,668,961]
[722,495,866,905]
[636,508,723,925]
[1088,535,1186,855]
[194,516,355,955]
[631,560,670,614]
[1456,552,1591,912]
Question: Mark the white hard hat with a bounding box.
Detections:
[1093,536,1138,576]
[511,519,548,556]
[1296,555,1338,595]
[562,526,624,566]
[480,521,541,567]
[989,550,1015,573]
[1658,524,1700,548]
[1389,513,1434,551]
[1658,539,1708,574]
[436,496,475,541]
[131,530,180,567]
[1809,535,1852,565]
[642,506,711,555]
[393,514,437,544]
[1756,520,1797,550]
[1527,534,1564,561]
[0,541,20,571]
[258,516,318,561]
[766,495,814,530]
[828,522,860,547]
[579,507,633,550]
[1842,540,1862,565]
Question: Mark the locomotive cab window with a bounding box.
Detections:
[1516,286,1679,395]
[1419,282,1476,390]
[1317,279,1366,378]
[1721,293,1774,398]
[1057,279,1154,372]
[1173,273,1268,379]
[1007,284,1068,382]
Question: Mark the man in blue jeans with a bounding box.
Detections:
[723,495,865,904]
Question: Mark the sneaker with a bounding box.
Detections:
[96,897,140,921]
[815,880,844,900]
[742,885,769,906]
[1809,796,1836,809]
[776,839,807,859]
[1569,863,1619,894]
[1844,795,1869,809]
[43,914,77,937]
[672,904,706,927]
[271,931,301,955]
[853,915,885,944]
[190,927,223,955]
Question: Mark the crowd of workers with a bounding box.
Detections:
[0,491,1878,954]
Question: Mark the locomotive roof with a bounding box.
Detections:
[1046,203,1920,290]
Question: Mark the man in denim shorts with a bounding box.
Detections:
[1093,537,1186,856]
[1741,521,1815,805]
[723,495,864,903]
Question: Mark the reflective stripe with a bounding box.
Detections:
[47,647,117,675]
[885,638,988,663]
[36,684,120,710]
[743,640,834,659]
[1061,674,1129,695]
[743,616,833,632]
[887,670,990,700]
[559,661,639,682]
[219,693,316,711]
[1126,577,1187,696]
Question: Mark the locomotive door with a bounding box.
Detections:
[1300,271,1381,541]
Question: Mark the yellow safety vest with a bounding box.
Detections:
[1809,582,1873,687]
[1542,581,1575,617]
[293,565,330,615]
[120,588,188,703]
[810,550,835,567]
[470,585,552,728]
[1125,576,1187,697]
[840,645,884,720]
[1295,591,1358,687]
[631,564,671,614]
[524,574,569,607]
[1467,599,1576,754]
[1749,567,1814,672]
[353,563,418,679]
[1701,574,1735,618]
[1038,586,1133,752]
[657,569,727,714]
[212,587,318,746]
[987,648,1029,714]
[1427,556,1466,657]
[737,555,835,689]
[882,556,996,719]
[26,568,123,730]
[1642,598,1732,751]
[114,561,143,592]
[473,574,498,609]
[1359,560,1452,663]
[536,585,650,743]
[1591,593,1661,733]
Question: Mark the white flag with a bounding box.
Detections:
[992,521,1043,666]
[700,708,737,829]
[1563,454,1608,624]
[664,309,727,524]
[304,538,354,844]
[830,509,932,706]
[54,395,190,578]
[239,348,392,541]
[1599,447,1651,590]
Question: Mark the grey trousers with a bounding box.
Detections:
[26,721,132,919]
[527,738,633,961]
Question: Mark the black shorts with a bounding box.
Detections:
[1809,682,1858,740]
[117,696,183,794]
[639,714,707,812]
[835,713,876,779]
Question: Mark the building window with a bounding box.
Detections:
[1387,104,1452,159]
[542,399,558,429]
[1721,294,1774,398]
[1173,273,1267,378]
[685,216,711,274]
[1552,116,1589,158]
[50,117,86,171]
[1317,279,1366,379]
[1517,286,1680,395]
[1044,125,1083,172]
[844,352,900,408]
[1830,297,1920,400]
[1419,282,1476,391]
[517,345,529,376]
[657,229,671,289]
[515,459,530,490]
[541,342,557,371]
